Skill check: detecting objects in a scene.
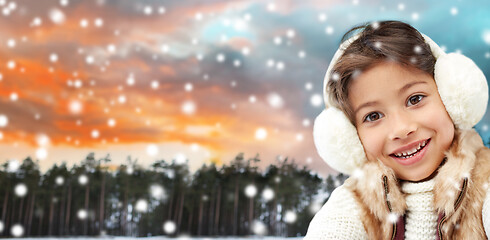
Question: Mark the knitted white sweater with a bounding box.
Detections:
[402,179,437,240]
[305,181,490,239]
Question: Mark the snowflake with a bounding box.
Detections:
[158,6,165,14]
[296,134,304,141]
[266,59,275,68]
[450,7,458,16]
[241,47,250,55]
[31,17,42,27]
[7,60,15,69]
[150,184,166,200]
[107,118,116,127]
[244,184,257,198]
[310,94,323,107]
[15,183,28,197]
[174,153,187,164]
[91,130,100,139]
[252,220,267,235]
[216,53,225,62]
[10,224,24,237]
[94,18,103,27]
[249,95,256,103]
[262,187,274,201]
[146,144,158,156]
[276,61,285,71]
[298,50,306,58]
[73,79,83,88]
[69,100,83,114]
[255,128,267,140]
[387,213,399,223]
[302,119,311,127]
[55,176,64,185]
[135,199,148,212]
[284,210,297,223]
[163,221,176,234]
[7,159,20,172]
[85,55,95,64]
[50,53,58,62]
[0,114,8,128]
[267,92,284,108]
[9,92,17,101]
[184,83,193,92]
[195,12,203,21]
[80,19,89,28]
[181,101,196,115]
[118,95,126,104]
[309,201,322,214]
[411,12,419,21]
[36,148,48,160]
[318,13,327,22]
[77,209,88,219]
[273,36,282,45]
[49,8,65,24]
[267,2,276,12]
[325,26,334,35]
[6,38,15,48]
[78,174,88,185]
[483,30,490,45]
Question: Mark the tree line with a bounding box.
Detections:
[0,152,347,237]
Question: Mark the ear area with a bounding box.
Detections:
[434,53,488,130]
[313,107,367,174]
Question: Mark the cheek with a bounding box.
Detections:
[421,103,455,145]
[357,128,384,161]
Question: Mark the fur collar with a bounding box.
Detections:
[344,128,485,238]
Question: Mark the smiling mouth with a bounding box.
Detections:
[390,139,431,159]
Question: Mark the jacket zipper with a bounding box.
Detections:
[437,177,468,240]
[382,176,397,240]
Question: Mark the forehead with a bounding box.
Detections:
[348,61,433,99]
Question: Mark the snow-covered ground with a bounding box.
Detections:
[1,237,304,240]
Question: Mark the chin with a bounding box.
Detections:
[399,170,435,182]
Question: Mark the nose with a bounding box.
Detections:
[389,110,417,140]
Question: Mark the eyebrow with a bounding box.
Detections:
[353,81,428,115]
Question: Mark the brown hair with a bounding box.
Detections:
[327,21,436,123]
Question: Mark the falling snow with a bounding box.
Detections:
[78,174,89,185]
[262,187,274,201]
[255,128,267,140]
[163,221,176,234]
[244,184,258,198]
[10,224,24,237]
[14,183,28,197]
[0,114,8,127]
[135,199,149,212]
[284,210,297,224]
[49,8,65,24]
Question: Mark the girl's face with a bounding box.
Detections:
[348,61,455,181]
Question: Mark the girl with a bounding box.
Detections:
[305,21,490,239]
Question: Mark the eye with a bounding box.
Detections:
[407,95,425,106]
[363,112,384,122]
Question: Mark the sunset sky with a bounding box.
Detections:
[0,0,489,177]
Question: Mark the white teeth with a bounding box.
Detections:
[393,140,428,158]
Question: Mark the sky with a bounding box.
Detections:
[0,0,489,177]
